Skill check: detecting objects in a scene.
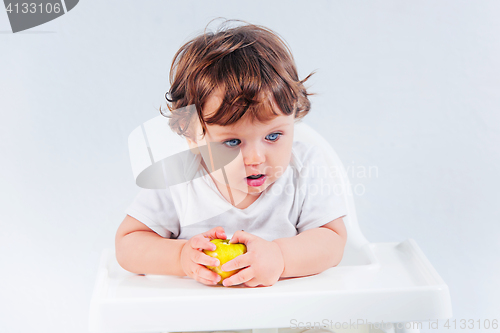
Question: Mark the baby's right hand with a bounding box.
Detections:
[180,226,227,285]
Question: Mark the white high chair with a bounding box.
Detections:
[89,116,452,333]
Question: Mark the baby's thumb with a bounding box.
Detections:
[203,226,226,240]
[229,229,249,244]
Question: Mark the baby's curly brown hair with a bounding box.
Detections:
[160,19,316,140]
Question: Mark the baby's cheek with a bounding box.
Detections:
[225,156,247,178]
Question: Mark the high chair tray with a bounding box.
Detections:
[89,238,452,333]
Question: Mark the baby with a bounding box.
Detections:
[115,20,348,288]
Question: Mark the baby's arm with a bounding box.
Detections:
[115,215,187,276]
[115,215,224,285]
[220,217,347,287]
[272,217,347,278]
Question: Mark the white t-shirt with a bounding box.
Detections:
[125,141,347,241]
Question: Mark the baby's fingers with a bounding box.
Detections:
[222,267,253,287]
[202,226,227,241]
[221,252,250,272]
[193,264,221,285]
[190,234,217,251]
[192,250,220,267]
[197,275,221,286]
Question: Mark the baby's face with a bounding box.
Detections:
[187,92,295,204]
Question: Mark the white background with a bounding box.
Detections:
[1,1,499,332]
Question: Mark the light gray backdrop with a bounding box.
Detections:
[1,1,499,333]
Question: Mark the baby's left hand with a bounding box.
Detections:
[220,230,284,287]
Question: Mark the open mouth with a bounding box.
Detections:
[246,174,264,179]
[246,174,267,187]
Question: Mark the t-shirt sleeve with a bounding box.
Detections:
[295,145,348,234]
[124,188,180,239]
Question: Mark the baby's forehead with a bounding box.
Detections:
[212,112,290,128]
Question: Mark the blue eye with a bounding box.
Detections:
[223,139,241,147]
[222,133,281,147]
[266,133,281,141]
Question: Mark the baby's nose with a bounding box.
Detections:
[243,145,265,165]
